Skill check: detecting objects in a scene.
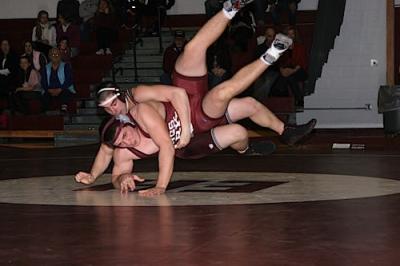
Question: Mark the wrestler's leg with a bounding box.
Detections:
[226,97,285,134]
[226,97,317,145]
[202,33,292,118]
[212,124,249,152]
[212,124,276,154]
[202,60,270,119]
[174,11,231,77]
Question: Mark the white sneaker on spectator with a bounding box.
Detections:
[96,49,105,55]
[61,104,68,113]
[105,48,112,55]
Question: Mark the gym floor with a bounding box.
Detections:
[0,130,399,265]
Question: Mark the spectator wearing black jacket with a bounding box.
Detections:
[57,0,81,25]
[0,40,18,101]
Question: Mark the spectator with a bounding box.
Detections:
[274,26,308,108]
[58,37,72,63]
[22,41,47,72]
[205,0,224,19]
[32,10,57,56]
[41,48,76,113]
[57,0,81,25]
[95,0,117,55]
[56,14,81,57]
[117,0,137,29]
[207,37,232,88]
[160,30,186,85]
[229,8,257,74]
[79,0,99,41]
[135,0,175,35]
[254,26,276,58]
[251,26,280,101]
[0,40,18,102]
[270,0,301,26]
[12,56,43,114]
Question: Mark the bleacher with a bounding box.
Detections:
[0,18,131,143]
[0,10,316,146]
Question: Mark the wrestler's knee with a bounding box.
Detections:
[229,124,248,142]
[242,97,263,114]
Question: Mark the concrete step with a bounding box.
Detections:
[54,131,99,147]
[76,108,105,115]
[112,68,163,77]
[113,61,162,68]
[78,99,97,108]
[114,76,161,83]
[70,115,106,124]
[64,124,100,131]
[120,55,163,63]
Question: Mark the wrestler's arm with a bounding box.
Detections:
[136,103,175,195]
[133,85,192,148]
[75,143,114,184]
[112,149,145,193]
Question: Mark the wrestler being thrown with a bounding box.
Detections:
[75,0,317,196]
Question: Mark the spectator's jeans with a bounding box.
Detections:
[271,0,298,25]
[273,68,308,103]
[96,27,114,50]
[251,69,280,102]
[43,89,74,110]
[12,91,43,114]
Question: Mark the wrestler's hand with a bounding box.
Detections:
[138,187,166,197]
[119,174,145,194]
[175,130,191,149]
[75,172,96,185]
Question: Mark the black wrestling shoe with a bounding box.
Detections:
[280,118,317,145]
[244,140,276,156]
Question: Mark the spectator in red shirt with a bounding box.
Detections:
[273,26,308,108]
[160,30,186,85]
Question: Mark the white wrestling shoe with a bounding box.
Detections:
[223,0,255,19]
[260,33,293,65]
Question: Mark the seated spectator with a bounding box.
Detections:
[95,0,117,55]
[270,0,301,26]
[57,0,81,25]
[0,40,18,103]
[207,37,232,88]
[79,0,99,41]
[274,26,308,108]
[41,48,76,113]
[205,0,224,19]
[58,37,72,63]
[32,10,57,57]
[228,8,257,74]
[160,30,186,85]
[251,26,279,101]
[12,56,43,114]
[56,15,81,57]
[22,41,47,72]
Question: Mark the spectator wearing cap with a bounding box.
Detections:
[160,30,187,85]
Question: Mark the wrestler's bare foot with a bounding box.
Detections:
[280,119,317,145]
[139,187,166,197]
